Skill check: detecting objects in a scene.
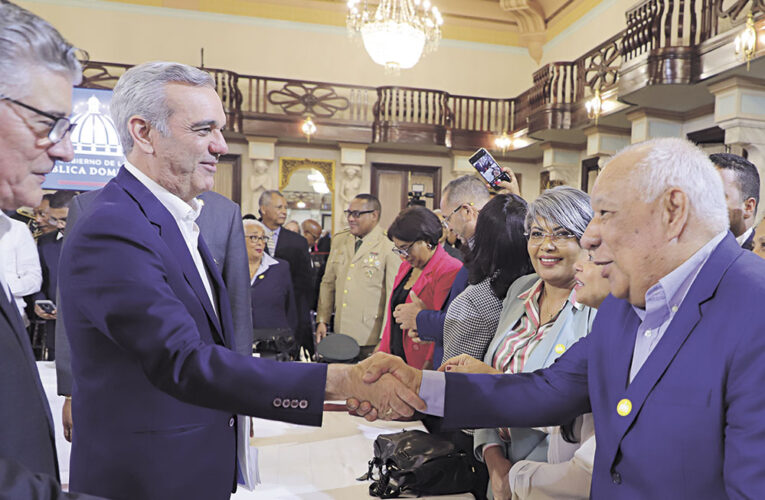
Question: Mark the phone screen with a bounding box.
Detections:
[469,148,504,186]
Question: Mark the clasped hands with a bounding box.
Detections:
[328,352,501,421]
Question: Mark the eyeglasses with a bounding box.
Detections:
[392,241,417,257]
[246,235,269,243]
[0,95,76,145]
[344,209,375,219]
[524,229,578,245]
[442,202,473,228]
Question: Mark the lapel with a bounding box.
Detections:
[484,275,538,364]
[607,235,740,454]
[199,235,233,349]
[0,288,56,434]
[115,168,225,344]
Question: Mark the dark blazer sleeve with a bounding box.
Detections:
[415,266,469,343]
[438,332,592,431]
[0,458,105,499]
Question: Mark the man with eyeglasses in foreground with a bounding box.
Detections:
[0,1,104,497]
[316,194,400,358]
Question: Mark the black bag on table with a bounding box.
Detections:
[362,429,477,498]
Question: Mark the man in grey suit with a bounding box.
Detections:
[56,189,253,440]
[0,2,103,497]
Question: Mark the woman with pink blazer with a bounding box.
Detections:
[378,206,462,369]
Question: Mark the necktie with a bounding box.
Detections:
[354,238,362,253]
[266,229,276,255]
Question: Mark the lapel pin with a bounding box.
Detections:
[617,398,632,417]
[554,343,566,354]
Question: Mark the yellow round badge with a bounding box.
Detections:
[617,398,632,417]
[554,343,566,354]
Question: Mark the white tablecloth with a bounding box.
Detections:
[37,362,471,499]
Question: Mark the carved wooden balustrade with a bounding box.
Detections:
[79,62,244,134]
[76,0,760,151]
[373,86,452,145]
[621,0,762,92]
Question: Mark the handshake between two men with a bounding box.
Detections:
[325,352,496,420]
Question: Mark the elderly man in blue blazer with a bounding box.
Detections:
[59,61,424,500]
[355,137,765,499]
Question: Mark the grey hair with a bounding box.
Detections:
[443,175,491,208]
[110,61,214,154]
[243,218,268,233]
[525,186,593,240]
[606,137,729,233]
[0,2,83,94]
[258,190,284,207]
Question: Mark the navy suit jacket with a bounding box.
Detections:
[439,234,765,498]
[271,226,314,350]
[0,245,100,498]
[415,265,469,368]
[60,168,327,500]
[250,257,297,332]
[56,189,253,395]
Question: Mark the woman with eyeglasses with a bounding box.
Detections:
[469,186,597,500]
[378,206,462,369]
[244,218,297,335]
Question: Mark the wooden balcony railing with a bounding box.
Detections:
[624,0,762,61]
[76,0,759,149]
[237,75,376,125]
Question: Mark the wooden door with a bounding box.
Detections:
[371,163,442,231]
[212,154,242,205]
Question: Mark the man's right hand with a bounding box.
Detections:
[346,352,424,420]
[315,322,328,343]
[484,446,512,500]
[62,397,73,442]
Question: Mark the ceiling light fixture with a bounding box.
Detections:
[347,0,443,74]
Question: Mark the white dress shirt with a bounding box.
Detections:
[123,162,217,316]
[0,213,41,317]
[736,227,753,247]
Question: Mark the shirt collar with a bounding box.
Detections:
[252,252,279,284]
[517,278,582,310]
[633,230,727,322]
[736,227,754,246]
[124,161,203,225]
[0,212,12,241]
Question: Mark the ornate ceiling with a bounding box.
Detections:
[101,0,603,62]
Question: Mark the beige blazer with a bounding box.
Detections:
[316,225,400,346]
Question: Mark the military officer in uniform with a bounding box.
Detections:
[316,194,400,357]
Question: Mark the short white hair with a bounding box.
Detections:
[243,219,268,233]
[604,137,729,233]
[110,61,214,154]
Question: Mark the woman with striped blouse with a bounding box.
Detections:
[471,186,597,500]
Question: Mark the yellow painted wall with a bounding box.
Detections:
[21,0,538,98]
[540,0,635,66]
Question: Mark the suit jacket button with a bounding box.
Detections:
[611,471,622,484]
[299,400,308,409]
[273,398,282,408]
[229,417,235,427]
[290,399,299,408]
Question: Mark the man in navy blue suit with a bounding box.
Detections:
[356,137,765,498]
[59,61,424,500]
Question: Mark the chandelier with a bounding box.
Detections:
[347,0,444,73]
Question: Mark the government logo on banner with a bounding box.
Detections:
[43,88,124,191]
